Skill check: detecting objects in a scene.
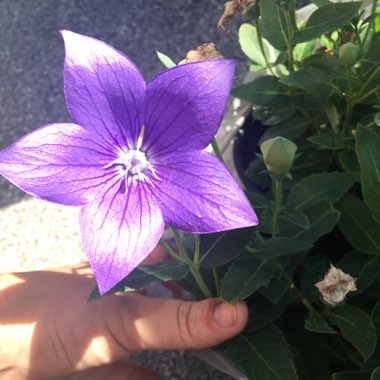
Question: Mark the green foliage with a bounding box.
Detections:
[326,304,377,360]
[199,227,255,268]
[293,2,362,43]
[239,23,275,67]
[138,2,380,379]
[337,194,380,255]
[286,172,357,211]
[224,325,298,380]
[231,76,288,106]
[156,51,176,69]
[220,256,276,303]
[259,0,293,51]
[305,313,337,334]
[356,126,380,218]
[88,261,189,301]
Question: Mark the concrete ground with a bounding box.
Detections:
[0,1,309,378]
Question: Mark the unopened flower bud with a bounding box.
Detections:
[315,264,357,306]
[178,43,224,65]
[339,42,359,67]
[260,136,297,178]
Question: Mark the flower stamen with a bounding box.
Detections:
[103,125,160,188]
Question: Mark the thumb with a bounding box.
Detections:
[114,295,248,351]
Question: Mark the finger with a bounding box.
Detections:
[111,296,248,351]
[140,244,167,265]
[61,360,160,380]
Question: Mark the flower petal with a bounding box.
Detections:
[154,150,258,233]
[61,30,146,150]
[0,123,115,206]
[80,181,165,294]
[143,60,235,158]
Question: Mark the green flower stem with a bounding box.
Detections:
[355,65,380,102]
[244,246,320,316]
[361,0,378,49]
[192,234,213,298]
[212,267,220,295]
[272,178,283,237]
[254,17,276,76]
[282,6,295,73]
[342,67,354,133]
[274,260,319,316]
[162,232,212,298]
[171,227,189,262]
[193,234,201,264]
[189,265,213,298]
[211,138,225,163]
[159,239,186,264]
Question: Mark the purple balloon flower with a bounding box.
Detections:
[0,31,258,294]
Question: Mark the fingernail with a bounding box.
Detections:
[213,301,238,328]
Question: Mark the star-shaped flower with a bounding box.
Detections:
[0,31,258,294]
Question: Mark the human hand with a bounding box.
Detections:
[0,247,248,379]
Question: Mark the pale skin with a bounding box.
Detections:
[0,246,248,379]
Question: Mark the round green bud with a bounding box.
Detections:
[339,42,359,67]
[260,136,297,178]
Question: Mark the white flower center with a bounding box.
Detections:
[103,148,159,187]
[102,125,160,188]
[120,149,149,175]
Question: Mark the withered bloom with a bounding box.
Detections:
[217,0,254,33]
[315,264,357,306]
[179,43,224,65]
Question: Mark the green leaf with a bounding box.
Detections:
[259,116,309,143]
[239,23,273,66]
[300,256,328,300]
[339,252,380,293]
[281,67,332,97]
[312,0,332,6]
[356,126,380,216]
[221,256,276,303]
[260,0,290,51]
[371,367,380,380]
[371,299,380,327]
[357,257,380,293]
[339,149,360,173]
[225,325,298,380]
[362,38,380,64]
[232,76,287,106]
[254,106,295,126]
[333,371,372,380]
[286,172,357,211]
[308,133,353,150]
[293,2,362,44]
[280,207,310,229]
[245,292,289,332]
[156,51,176,69]
[292,202,340,244]
[293,40,317,62]
[88,262,189,301]
[250,237,312,259]
[326,304,377,361]
[336,194,380,255]
[260,277,289,304]
[199,227,255,268]
[305,313,337,334]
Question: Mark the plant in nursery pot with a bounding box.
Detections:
[221,0,380,379]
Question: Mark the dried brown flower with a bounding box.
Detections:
[315,264,357,306]
[217,0,254,33]
[178,43,224,65]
